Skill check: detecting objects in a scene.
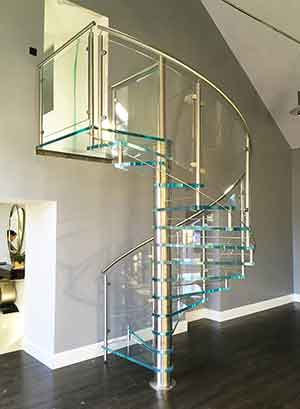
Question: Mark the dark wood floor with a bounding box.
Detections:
[2,303,300,409]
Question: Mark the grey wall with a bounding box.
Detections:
[71,1,293,309]
[292,149,300,293]
[0,0,293,355]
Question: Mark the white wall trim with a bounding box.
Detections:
[24,341,54,369]
[293,293,300,303]
[25,320,188,370]
[53,341,104,369]
[25,294,300,370]
[187,294,296,323]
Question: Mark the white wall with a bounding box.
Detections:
[23,202,57,365]
[43,0,109,151]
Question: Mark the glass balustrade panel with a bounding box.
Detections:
[40,31,91,154]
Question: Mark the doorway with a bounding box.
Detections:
[0,203,25,354]
[0,201,57,363]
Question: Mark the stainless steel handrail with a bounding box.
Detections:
[38,21,96,68]
[111,63,159,89]
[97,23,250,138]
[102,173,245,275]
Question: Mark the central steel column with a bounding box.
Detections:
[150,56,174,390]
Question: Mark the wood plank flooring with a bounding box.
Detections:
[1,303,300,409]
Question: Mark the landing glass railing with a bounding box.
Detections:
[38,22,111,160]
[37,23,248,192]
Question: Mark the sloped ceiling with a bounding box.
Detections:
[202,0,300,148]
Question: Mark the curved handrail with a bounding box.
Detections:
[38,21,97,68]
[102,173,245,275]
[94,23,253,275]
[97,24,251,139]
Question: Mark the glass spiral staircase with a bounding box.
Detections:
[37,22,255,390]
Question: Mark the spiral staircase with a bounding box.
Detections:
[36,22,255,390]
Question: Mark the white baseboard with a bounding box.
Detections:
[25,294,300,370]
[25,320,188,370]
[23,341,53,369]
[293,293,300,303]
[186,294,296,323]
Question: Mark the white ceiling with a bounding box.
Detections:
[202,0,300,148]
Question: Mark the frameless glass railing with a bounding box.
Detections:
[37,22,255,381]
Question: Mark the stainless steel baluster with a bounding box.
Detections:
[103,271,108,362]
[195,81,202,207]
[88,28,95,147]
[240,179,245,278]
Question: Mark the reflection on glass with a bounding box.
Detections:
[7,205,25,269]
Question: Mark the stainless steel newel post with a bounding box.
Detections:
[151,56,175,390]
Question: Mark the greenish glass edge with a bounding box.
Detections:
[114,160,166,169]
[153,297,208,318]
[154,225,250,232]
[102,346,173,373]
[128,327,173,355]
[157,243,255,251]
[155,259,248,266]
[154,182,205,189]
[154,204,236,212]
[87,140,172,160]
[152,286,229,300]
[37,125,92,149]
[171,297,207,317]
[152,273,244,284]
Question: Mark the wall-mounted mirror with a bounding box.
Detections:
[7,205,25,269]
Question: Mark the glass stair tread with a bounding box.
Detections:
[114,160,165,169]
[128,327,171,355]
[189,273,244,283]
[156,258,248,266]
[87,141,116,150]
[87,140,172,161]
[157,243,255,251]
[155,225,250,232]
[36,125,113,160]
[37,125,91,149]
[154,205,236,212]
[169,284,238,318]
[122,141,171,160]
[153,285,229,300]
[104,344,157,373]
[154,183,205,189]
[153,272,245,285]
[171,297,207,317]
[104,333,173,373]
[101,127,171,143]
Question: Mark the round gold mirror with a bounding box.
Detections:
[7,205,25,269]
